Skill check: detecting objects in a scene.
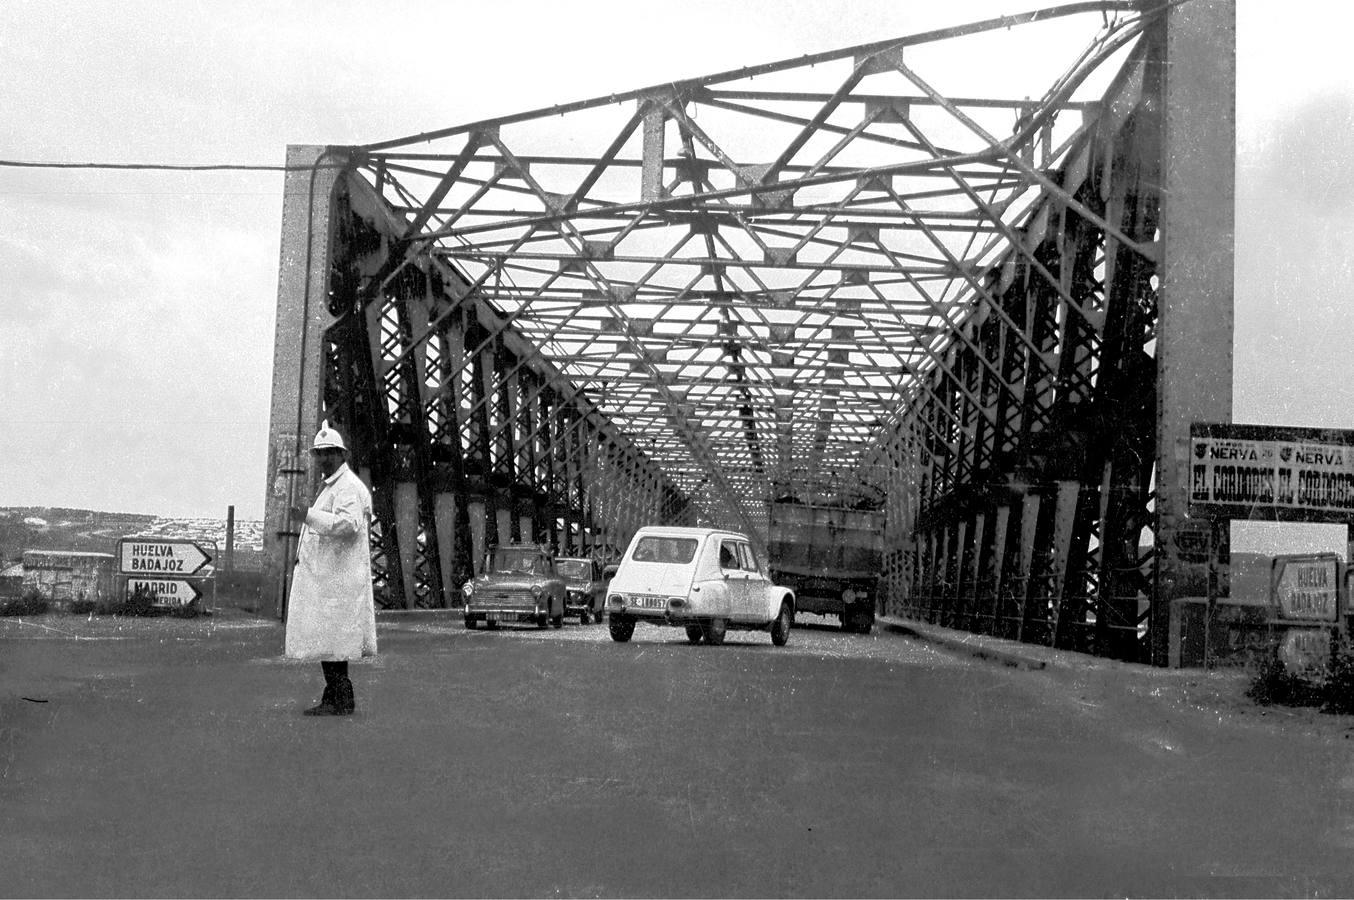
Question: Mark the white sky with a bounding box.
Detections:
[2,1,1352,521]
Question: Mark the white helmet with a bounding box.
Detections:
[311,419,347,452]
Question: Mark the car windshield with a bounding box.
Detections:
[555,559,591,579]
[630,536,698,564]
[489,549,546,575]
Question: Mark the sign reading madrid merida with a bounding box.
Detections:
[125,577,203,607]
[117,538,213,576]
[1189,423,1354,521]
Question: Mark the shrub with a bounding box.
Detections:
[69,597,97,615]
[0,589,49,616]
[168,599,201,619]
[1246,653,1302,706]
[96,596,126,616]
[123,585,158,617]
[1246,650,1324,707]
[1323,641,1354,715]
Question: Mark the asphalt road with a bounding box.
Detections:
[2,611,1353,898]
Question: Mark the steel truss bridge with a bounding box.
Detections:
[264,1,1235,665]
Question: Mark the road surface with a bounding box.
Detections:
[2,611,1352,897]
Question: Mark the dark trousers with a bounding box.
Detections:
[320,661,354,712]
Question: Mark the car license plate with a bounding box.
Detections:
[486,612,510,622]
[637,596,666,609]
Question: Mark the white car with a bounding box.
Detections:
[605,526,795,646]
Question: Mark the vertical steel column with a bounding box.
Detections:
[264,145,346,619]
[1152,1,1235,665]
[1014,492,1042,643]
[393,484,420,609]
[988,503,1011,635]
[967,512,986,632]
[472,332,496,550]
[1046,480,1081,648]
[502,360,522,544]
[951,519,969,628]
[468,501,486,572]
[434,492,459,603]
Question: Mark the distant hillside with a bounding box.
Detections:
[0,507,264,571]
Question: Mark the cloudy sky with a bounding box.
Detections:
[2,1,1351,523]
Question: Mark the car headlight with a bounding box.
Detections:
[531,584,543,598]
[462,581,475,598]
[610,593,625,607]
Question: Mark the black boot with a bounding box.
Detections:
[335,675,356,716]
[305,664,342,716]
[303,691,340,716]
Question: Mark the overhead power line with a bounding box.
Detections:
[0,159,345,172]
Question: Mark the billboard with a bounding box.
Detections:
[1189,423,1354,522]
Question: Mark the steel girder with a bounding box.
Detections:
[266,2,1231,640]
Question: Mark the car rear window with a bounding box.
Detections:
[555,559,591,579]
[631,536,698,564]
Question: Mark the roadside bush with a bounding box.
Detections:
[168,599,201,619]
[1246,651,1324,708]
[69,597,97,615]
[95,596,126,616]
[123,586,158,617]
[0,589,49,616]
[1323,642,1354,715]
[1246,653,1306,706]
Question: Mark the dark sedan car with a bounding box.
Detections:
[554,556,607,624]
[461,544,566,629]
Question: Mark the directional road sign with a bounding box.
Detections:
[118,539,213,577]
[1279,628,1333,681]
[1271,554,1339,622]
[126,577,203,607]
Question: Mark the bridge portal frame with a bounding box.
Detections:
[262,3,1236,668]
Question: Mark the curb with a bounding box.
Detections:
[879,616,1051,670]
[375,608,463,623]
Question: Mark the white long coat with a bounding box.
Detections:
[284,463,378,661]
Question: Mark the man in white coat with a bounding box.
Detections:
[285,420,378,716]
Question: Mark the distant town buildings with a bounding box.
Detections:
[0,508,265,582]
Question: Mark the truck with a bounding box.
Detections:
[766,501,883,634]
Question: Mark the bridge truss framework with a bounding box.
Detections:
[264,1,1234,665]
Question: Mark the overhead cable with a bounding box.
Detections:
[0,159,345,172]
